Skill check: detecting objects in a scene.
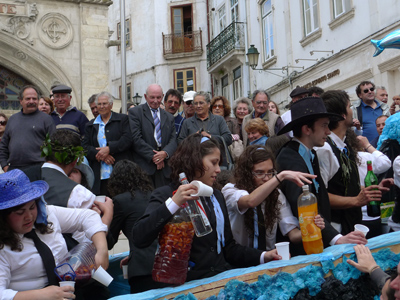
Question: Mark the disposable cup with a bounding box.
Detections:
[92,266,113,286]
[122,265,128,279]
[275,242,290,260]
[95,195,106,203]
[59,281,75,299]
[354,224,369,237]
[190,180,213,197]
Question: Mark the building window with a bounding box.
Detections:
[221,75,229,98]
[174,68,195,94]
[333,0,351,18]
[231,0,239,22]
[233,67,242,100]
[302,0,319,36]
[218,5,226,33]
[119,82,131,101]
[262,0,274,60]
[117,19,131,51]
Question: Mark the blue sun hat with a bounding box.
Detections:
[0,169,49,224]
[377,113,400,150]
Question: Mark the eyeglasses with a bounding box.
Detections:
[255,101,268,105]
[0,121,6,126]
[212,104,224,109]
[252,170,277,180]
[363,87,375,93]
[194,101,207,106]
[185,101,193,105]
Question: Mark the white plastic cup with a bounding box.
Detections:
[190,180,213,197]
[59,281,75,299]
[92,266,113,286]
[122,265,128,279]
[354,224,369,237]
[275,242,290,260]
[95,195,106,203]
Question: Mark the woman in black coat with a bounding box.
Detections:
[83,92,133,195]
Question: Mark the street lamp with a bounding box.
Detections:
[132,93,142,105]
[246,45,260,70]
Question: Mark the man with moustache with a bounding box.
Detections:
[0,85,56,171]
[163,89,184,135]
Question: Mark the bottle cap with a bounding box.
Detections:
[179,173,186,180]
[302,185,309,192]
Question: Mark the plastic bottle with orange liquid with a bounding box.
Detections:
[297,185,323,254]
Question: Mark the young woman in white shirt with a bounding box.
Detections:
[222,145,324,250]
[0,169,109,300]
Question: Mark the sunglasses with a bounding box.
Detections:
[212,104,224,109]
[363,87,375,93]
[185,101,193,105]
[0,121,6,125]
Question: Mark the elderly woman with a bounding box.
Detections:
[245,118,270,146]
[38,96,54,114]
[83,91,133,196]
[211,96,240,136]
[232,97,252,140]
[0,169,108,300]
[178,91,232,147]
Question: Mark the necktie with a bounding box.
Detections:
[253,206,267,250]
[151,109,162,145]
[24,229,58,286]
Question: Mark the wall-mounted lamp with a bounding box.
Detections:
[310,50,333,56]
[132,93,142,105]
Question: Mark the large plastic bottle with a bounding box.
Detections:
[152,205,195,285]
[365,160,380,217]
[297,185,323,255]
[179,172,212,237]
[54,243,96,284]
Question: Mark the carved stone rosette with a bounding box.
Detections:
[38,13,73,49]
[0,3,38,45]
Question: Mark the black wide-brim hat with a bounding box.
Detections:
[278,97,344,135]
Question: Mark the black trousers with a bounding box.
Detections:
[361,218,382,239]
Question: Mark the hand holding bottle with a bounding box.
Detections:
[171,184,198,207]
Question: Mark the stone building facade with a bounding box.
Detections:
[0,0,111,116]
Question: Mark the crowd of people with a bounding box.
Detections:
[0,80,400,299]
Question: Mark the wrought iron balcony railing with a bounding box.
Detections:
[206,22,245,68]
[163,30,202,55]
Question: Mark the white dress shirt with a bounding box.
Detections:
[222,183,298,251]
[0,205,107,300]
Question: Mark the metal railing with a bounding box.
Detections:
[206,22,245,68]
[163,30,202,55]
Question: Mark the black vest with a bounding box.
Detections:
[42,167,78,207]
[326,137,361,235]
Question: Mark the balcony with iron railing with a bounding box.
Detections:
[206,22,246,69]
[162,30,203,59]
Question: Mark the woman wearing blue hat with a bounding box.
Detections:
[0,169,109,300]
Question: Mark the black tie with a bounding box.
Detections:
[24,229,58,286]
[256,206,267,250]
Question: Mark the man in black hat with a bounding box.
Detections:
[315,90,390,236]
[281,86,309,138]
[51,84,89,137]
[276,96,368,256]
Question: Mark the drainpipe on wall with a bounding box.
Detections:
[244,0,251,97]
[206,0,213,96]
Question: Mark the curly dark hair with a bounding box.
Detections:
[343,128,361,165]
[169,133,222,183]
[233,145,280,237]
[108,160,153,198]
[0,199,53,251]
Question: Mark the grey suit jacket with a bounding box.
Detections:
[128,104,177,177]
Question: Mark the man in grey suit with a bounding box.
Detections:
[128,84,177,188]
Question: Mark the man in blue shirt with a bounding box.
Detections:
[351,81,390,142]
